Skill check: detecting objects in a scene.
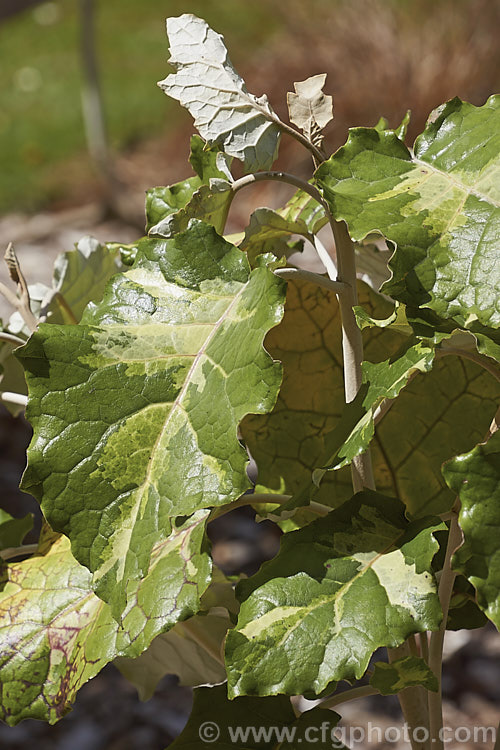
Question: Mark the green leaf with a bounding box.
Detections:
[240,188,327,261]
[158,15,281,172]
[226,492,442,697]
[0,520,209,726]
[145,178,202,233]
[149,183,233,239]
[372,355,500,516]
[0,509,32,552]
[370,656,438,695]
[189,134,233,182]
[241,278,418,521]
[19,221,285,621]
[114,569,237,699]
[49,236,124,323]
[316,96,500,328]
[443,430,500,629]
[447,575,488,630]
[170,684,345,749]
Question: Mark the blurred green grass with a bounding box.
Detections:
[1,0,499,216]
[0,0,280,213]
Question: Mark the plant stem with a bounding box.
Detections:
[273,267,347,295]
[209,492,331,522]
[272,116,326,165]
[1,392,28,408]
[231,170,328,212]
[0,543,38,561]
[428,504,463,748]
[436,347,500,383]
[319,684,379,710]
[329,220,375,492]
[388,642,431,750]
[0,331,26,347]
[419,632,429,664]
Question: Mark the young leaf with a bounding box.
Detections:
[240,188,328,261]
[146,178,202,232]
[316,96,500,328]
[225,492,443,697]
[189,134,233,183]
[370,656,438,695]
[443,430,500,629]
[159,15,281,172]
[169,684,345,749]
[114,569,237,699]
[19,221,285,620]
[149,183,233,239]
[0,520,209,726]
[287,74,333,145]
[0,509,32,552]
[49,236,124,323]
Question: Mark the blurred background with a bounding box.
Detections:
[1,1,499,747]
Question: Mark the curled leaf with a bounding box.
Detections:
[159,15,281,172]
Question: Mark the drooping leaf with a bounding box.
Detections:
[146,178,202,233]
[443,430,500,629]
[370,656,438,695]
[48,236,124,323]
[159,15,281,172]
[19,221,285,621]
[287,74,333,145]
[0,517,210,725]
[225,491,443,697]
[240,188,327,261]
[316,96,500,328]
[149,183,233,239]
[170,684,345,750]
[241,278,416,521]
[373,355,500,516]
[447,574,488,630]
[189,134,233,183]
[0,509,33,552]
[114,569,237,699]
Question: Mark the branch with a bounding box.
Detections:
[428,503,463,749]
[0,543,38,561]
[436,346,500,383]
[0,332,26,347]
[273,268,347,295]
[319,684,380,710]
[1,392,28,408]
[3,244,37,333]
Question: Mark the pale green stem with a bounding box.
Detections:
[209,492,331,522]
[388,642,431,750]
[1,392,28,408]
[330,220,375,493]
[419,632,429,664]
[231,171,327,212]
[428,505,463,748]
[319,684,379,710]
[0,543,38,560]
[436,347,500,383]
[0,331,26,347]
[313,234,338,280]
[274,268,347,295]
